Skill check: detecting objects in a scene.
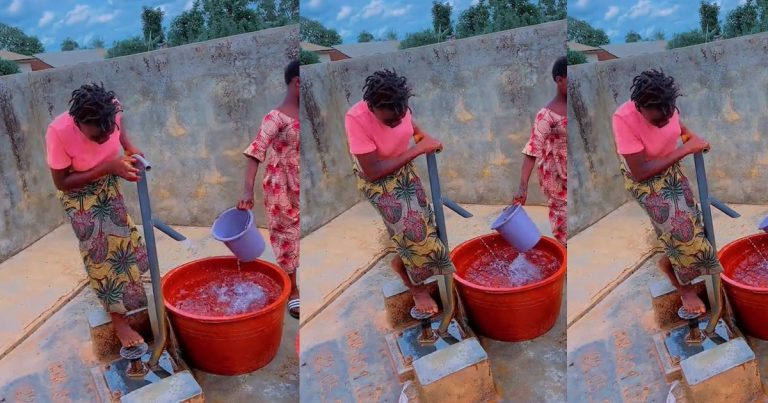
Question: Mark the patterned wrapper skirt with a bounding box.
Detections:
[58,175,149,313]
[355,162,455,285]
[621,162,722,285]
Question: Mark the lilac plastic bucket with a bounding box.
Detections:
[491,204,542,252]
[759,214,768,233]
[212,208,265,262]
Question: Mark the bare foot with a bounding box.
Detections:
[111,313,144,347]
[680,287,706,315]
[411,286,438,315]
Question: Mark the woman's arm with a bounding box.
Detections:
[237,157,260,210]
[355,145,426,182]
[50,156,139,192]
[514,155,537,204]
[622,147,692,182]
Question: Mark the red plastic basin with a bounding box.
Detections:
[451,234,566,342]
[719,233,768,340]
[162,256,290,375]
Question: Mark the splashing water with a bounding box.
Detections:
[172,270,281,316]
[731,238,768,288]
[463,246,560,288]
[479,237,500,261]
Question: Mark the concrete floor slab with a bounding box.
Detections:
[567,252,768,401]
[567,202,768,326]
[0,225,297,402]
[299,202,553,326]
[300,250,565,402]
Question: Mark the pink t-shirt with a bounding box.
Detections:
[345,100,414,157]
[612,100,681,159]
[45,112,123,172]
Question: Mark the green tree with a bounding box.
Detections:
[488,0,541,32]
[651,31,666,40]
[432,1,453,37]
[567,49,587,65]
[625,30,642,42]
[456,0,491,38]
[567,17,610,46]
[699,1,721,38]
[399,29,440,49]
[540,0,566,21]
[382,30,398,41]
[299,49,319,65]
[0,23,44,56]
[61,37,80,51]
[358,30,374,42]
[300,17,342,47]
[278,0,299,23]
[107,37,149,58]
[724,0,760,38]
[168,1,206,46]
[0,59,20,75]
[142,6,165,46]
[89,37,106,49]
[667,29,708,49]
[201,0,261,41]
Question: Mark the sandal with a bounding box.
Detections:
[287,299,300,319]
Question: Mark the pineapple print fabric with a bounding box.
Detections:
[355,162,455,284]
[243,110,300,274]
[621,162,722,284]
[58,175,149,313]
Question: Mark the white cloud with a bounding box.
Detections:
[653,5,679,17]
[184,0,194,10]
[355,0,412,20]
[576,0,588,8]
[339,29,351,38]
[604,6,619,20]
[642,26,656,37]
[337,6,352,20]
[63,5,120,26]
[7,0,22,13]
[627,0,651,18]
[92,10,119,23]
[606,29,619,38]
[65,5,91,25]
[307,0,321,8]
[39,11,54,27]
[40,36,54,45]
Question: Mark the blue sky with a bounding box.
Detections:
[569,0,747,43]
[0,0,195,52]
[300,0,482,43]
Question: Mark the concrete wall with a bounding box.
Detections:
[568,32,768,235]
[0,25,298,263]
[301,20,567,235]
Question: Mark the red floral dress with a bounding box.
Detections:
[522,108,567,244]
[244,110,300,274]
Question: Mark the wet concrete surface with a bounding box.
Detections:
[300,202,555,325]
[568,201,768,401]
[300,203,564,402]
[568,202,768,326]
[0,225,299,402]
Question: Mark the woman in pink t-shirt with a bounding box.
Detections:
[612,70,715,316]
[345,70,444,315]
[46,83,148,348]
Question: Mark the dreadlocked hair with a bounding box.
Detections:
[362,69,413,117]
[630,69,681,118]
[69,82,122,135]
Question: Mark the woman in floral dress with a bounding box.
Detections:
[515,56,568,245]
[46,83,148,348]
[345,69,445,315]
[238,60,300,319]
[613,69,714,315]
